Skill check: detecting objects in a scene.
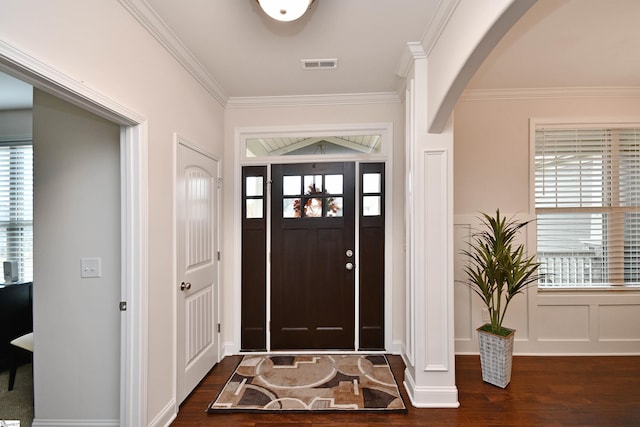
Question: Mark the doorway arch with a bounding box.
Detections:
[0,41,148,427]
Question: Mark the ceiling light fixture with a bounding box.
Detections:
[256,0,315,22]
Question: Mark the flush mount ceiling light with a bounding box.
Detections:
[256,0,315,22]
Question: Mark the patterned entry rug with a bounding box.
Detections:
[207,354,407,413]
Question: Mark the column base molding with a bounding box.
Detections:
[403,368,459,408]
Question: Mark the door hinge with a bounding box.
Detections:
[217,177,223,189]
[119,301,127,311]
[217,323,221,333]
[217,251,221,261]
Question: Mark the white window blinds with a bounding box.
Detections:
[535,127,640,287]
[0,143,33,282]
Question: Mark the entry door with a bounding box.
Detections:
[176,142,219,403]
[271,162,356,350]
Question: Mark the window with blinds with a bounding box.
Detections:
[0,143,33,283]
[535,127,640,288]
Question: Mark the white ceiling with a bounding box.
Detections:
[139,0,440,100]
[2,0,640,110]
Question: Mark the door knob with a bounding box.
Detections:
[180,281,191,291]
[345,262,354,271]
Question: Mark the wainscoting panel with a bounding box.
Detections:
[599,305,640,341]
[454,214,640,355]
[537,305,590,341]
[453,224,473,341]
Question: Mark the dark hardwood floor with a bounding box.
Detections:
[171,354,640,426]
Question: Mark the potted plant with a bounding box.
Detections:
[461,209,542,388]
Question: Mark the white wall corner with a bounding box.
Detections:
[222,340,237,358]
[146,398,177,427]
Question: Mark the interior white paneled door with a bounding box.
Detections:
[176,141,219,404]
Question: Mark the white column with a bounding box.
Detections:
[403,44,458,408]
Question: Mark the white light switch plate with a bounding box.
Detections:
[81,257,102,278]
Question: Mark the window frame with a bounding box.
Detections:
[530,119,640,290]
[0,140,33,283]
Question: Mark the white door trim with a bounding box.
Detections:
[233,123,394,355]
[0,41,149,427]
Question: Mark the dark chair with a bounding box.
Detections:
[8,331,32,391]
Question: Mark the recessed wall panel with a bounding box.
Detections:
[599,305,640,341]
[537,305,590,341]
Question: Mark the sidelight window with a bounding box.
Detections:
[244,174,265,219]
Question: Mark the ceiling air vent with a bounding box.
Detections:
[300,59,338,70]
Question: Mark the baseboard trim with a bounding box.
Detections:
[147,398,177,427]
[403,368,460,408]
[31,420,119,427]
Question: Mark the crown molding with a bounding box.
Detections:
[395,0,459,79]
[226,92,402,108]
[460,87,640,101]
[118,0,228,106]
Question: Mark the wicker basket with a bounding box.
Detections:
[477,326,515,388]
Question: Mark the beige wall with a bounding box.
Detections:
[0,1,225,424]
[453,94,640,354]
[0,109,31,140]
[33,89,121,419]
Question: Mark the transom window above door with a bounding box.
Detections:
[246,135,382,158]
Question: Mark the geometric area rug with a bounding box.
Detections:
[207,354,407,413]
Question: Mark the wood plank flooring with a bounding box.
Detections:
[170,354,640,426]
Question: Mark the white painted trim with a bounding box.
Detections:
[117,0,228,106]
[120,123,149,427]
[0,41,148,427]
[423,149,451,372]
[0,41,143,126]
[146,398,177,427]
[227,92,402,108]
[31,420,120,427]
[389,339,405,356]
[460,87,640,101]
[234,123,394,353]
[427,0,536,133]
[395,0,458,78]
[403,370,460,409]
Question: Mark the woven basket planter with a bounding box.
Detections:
[477,325,515,388]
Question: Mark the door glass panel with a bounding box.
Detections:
[363,173,381,193]
[283,198,301,218]
[246,199,263,219]
[363,196,381,216]
[325,174,343,195]
[304,197,322,217]
[327,197,343,217]
[304,175,323,194]
[246,176,263,197]
[283,175,301,196]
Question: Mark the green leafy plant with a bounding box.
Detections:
[461,209,542,336]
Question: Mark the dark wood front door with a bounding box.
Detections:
[271,162,356,350]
